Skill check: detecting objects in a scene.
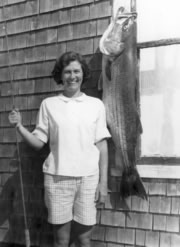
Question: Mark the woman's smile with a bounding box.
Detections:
[61,60,83,97]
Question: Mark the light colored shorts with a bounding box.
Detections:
[44,172,99,225]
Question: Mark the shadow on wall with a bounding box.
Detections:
[0,143,52,246]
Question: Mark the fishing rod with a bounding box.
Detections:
[2,2,31,247]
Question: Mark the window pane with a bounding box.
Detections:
[140,45,180,157]
[137,0,180,42]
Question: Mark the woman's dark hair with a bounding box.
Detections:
[51,51,90,85]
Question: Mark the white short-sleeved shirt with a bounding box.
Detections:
[32,93,111,176]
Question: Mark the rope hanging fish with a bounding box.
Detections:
[99,6,147,200]
[2,1,31,247]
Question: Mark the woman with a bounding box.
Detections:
[9,51,111,247]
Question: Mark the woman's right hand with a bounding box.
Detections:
[8,109,22,127]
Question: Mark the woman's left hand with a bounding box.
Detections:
[95,181,108,205]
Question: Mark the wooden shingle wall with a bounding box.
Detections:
[0,0,111,246]
[0,1,180,247]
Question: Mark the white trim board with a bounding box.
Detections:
[137,165,180,179]
[111,165,180,179]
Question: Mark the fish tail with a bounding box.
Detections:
[120,166,147,200]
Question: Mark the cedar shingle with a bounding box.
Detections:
[0,144,16,157]
[4,97,14,111]
[170,233,180,247]
[27,95,44,109]
[14,96,28,110]
[0,158,11,172]
[136,229,146,246]
[21,111,32,126]
[71,6,89,23]
[57,42,67,56]
[149,196,171,214]
[58,25,73,42]
[131,195,149,212]
[166,216,179,232]
[19,80,35,94]
[0,67,11,82]
[49,12,60,27]
[33,46,46,61]
[35,30,48,45]
[153,214,166,231]
[67,38,93,55]
[46,44,58,60]
[59,9,71,25]
[0,38,3,51]
[106,227,135,245]
[3,128,17,143]
[149,182,167,195]
[0,52,8,66]
[13,65,27,80]
[101,210,125,227]
[16,34,27,49]
[107,244,124,247]
[52,0,64,10]
[77,0,93,4]
[47,28,58,43]
[24,0,38,16]
[73,21,96,39]
[97,18,109,35]
[36,14,49,29]
[27,32,36,47]
[34,78,51,93]
[91,225,105,241]
[145,231,159,247]
[126,212,153,230]
[171,197,180,214]
[0,112,11,127]
[167,183,177,196]
[40,0,53,13]
[90,1,111,19]
[63,0,77,8]
[50,78,64,92]
[10,50,25,65]
[104,193,116,209]
[160,233,171,247]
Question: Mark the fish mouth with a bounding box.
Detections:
[116,7,137,20]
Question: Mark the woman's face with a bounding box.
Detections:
[61,60,83,96]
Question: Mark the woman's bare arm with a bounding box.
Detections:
[9,109,45,151]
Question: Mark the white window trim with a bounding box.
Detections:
[111,165,180,179]
[137,165,180,179]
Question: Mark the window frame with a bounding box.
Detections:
[137,38,180,179]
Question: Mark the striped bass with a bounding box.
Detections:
[100,7,147,199]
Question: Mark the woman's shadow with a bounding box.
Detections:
[0,142,51,246]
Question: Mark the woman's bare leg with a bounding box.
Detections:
[53,221,71,247]
[70,221,93,247]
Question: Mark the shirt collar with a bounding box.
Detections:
[58,93,86,102]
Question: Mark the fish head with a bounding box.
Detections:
[115,7,137,41]
[103,7,137,57]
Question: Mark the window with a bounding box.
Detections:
[137,0,180,177]
[140,45,180,158]
[112,0,180,178]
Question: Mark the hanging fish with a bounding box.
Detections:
[99,7,147,199]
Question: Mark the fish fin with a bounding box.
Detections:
[98,73,103,91]
[105,58,112,80]
[136,112,143,134]
[120,167,147,200]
